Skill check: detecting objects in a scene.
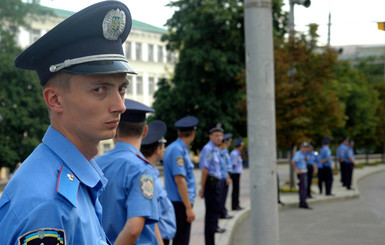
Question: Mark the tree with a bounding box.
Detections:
[153,0,245,151]
[0,0,50,170]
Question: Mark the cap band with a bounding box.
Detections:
[49,54,128,72]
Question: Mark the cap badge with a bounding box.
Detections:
[103,8,126,40]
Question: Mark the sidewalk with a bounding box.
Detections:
[214,163,385,245]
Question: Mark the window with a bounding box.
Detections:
[148,77,155,94]
[136,43,142,60]
[125,42,132,59]
[148,44,154,62]
[136,76,143,95]
[30,29,41,43]
[157,45,163,62]
[167,51,176,63]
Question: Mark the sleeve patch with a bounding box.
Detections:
[176,156,184,167]
[18,228,66,245]
[206,154,212,160]
[140,175,154,199]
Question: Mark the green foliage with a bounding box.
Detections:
[0,0,50,170]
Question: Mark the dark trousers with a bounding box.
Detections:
[204,176,224,245]
[323,166,333,195]
[172,202,192,245]
[219,180,229,218]
[230,173,241,209]
[317,168,324,194]
[345,163,354,189]
[307,165,314,197]
[297,173,308,207]
[163,239,170,245]
[340,161,346,185]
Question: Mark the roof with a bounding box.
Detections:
[39,5,167,34]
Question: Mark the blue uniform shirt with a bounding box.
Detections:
[152,167,176,240]
[292,150,307,171]
[200,141,222,179]
[0,126,109,245]
[337,143,348,162]
[307,151,318,166]
[163,138,196,204]
[345,147,355,164]
[96,142,159,244]
[229,148,243,174]
[219,149,229,180]
[319,145,332,167]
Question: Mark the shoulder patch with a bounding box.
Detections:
[176,156,184,167]
[206,154,212,160]
[140,175,154,199]
[57,165,80,207]
[18,228,66,245]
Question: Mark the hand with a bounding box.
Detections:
[226,177,231,186]
[186,207,195,223]
[295,169,301,174]
[199,188,204,198]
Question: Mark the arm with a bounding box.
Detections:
[226,172,231,186]
[155,223,164,245]
[114,216,145,245]
[174,175,195,223]
[291,160,300,174]
[199,167,208,198]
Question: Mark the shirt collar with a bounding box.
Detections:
[42,126,106,188]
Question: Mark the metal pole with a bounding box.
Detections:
[244,0,279,244]
[327,11,331,47]
[288,0,295,190]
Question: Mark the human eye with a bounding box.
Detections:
[119,84,128,96]
[93,87,106,94]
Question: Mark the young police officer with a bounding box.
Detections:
[163,116,199,245]
[141,120,176,245]
[0,2,134,244]
[97,99,160,244]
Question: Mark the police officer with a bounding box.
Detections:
[229,137,244,211]
[306,143,318,198]
[344,139,357,190]
[291,142,311,209]
[141,120,176,245]
[319,137,334,196]
[337,138,349,186]
[199,122,225,245]
[219,133,233,220]
[163,116,198,245]
[97,99,160,245]
[0,2,134,244]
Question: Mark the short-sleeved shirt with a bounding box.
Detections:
[319,145,332,167]
[229,148,243,174]
[307,151,318,166]
[152,167,176,240]
[163,138,196,204]
[96,142,159,244]
[0,126,109,245]
[345,147,355,164]
[337,143,348,162]
[219,149,229,180]
[200,141,222,179]
[292,150,307,171]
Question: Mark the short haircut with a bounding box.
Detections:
[117,121,146,138]
[178,130,193,138]
[43,71,72,90]
[141,142,160,158]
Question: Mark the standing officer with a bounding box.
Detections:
[319,137,334,196]
[141,120,176,245]
[163,116,199,245]
[0,2,134,244]
[291,142,311,209]
[306,143,318,198]
[337,138,349,186]
[219,133,233,220]
[199,122,225,245]
[229,137,245,211]
[97,99,160,245]
[344,139,357,190]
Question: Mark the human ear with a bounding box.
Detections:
[43,87,63,113]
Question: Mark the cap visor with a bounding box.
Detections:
[62,60,137,75]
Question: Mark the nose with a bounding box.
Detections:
[111,92,126,114]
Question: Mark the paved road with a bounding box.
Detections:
[232,170,385,245]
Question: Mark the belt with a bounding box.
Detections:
[207,175,220,183]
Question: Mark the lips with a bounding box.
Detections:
[106,119,120,127]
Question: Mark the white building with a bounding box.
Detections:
[17,6,176,154]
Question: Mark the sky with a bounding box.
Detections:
[39,0,385,47]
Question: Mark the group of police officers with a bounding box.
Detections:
[0,2,246,244]
[291,137,356,210]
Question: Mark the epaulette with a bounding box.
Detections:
[136,153,151,165]
[56,165,80,207]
